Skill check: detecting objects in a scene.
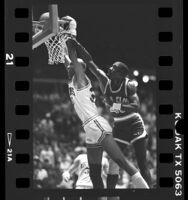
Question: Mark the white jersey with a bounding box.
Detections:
[75,154,109,188]
[68,76,99,123]
[75,154,92,187]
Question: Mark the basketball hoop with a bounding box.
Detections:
[45,16,77,65]
[44,29,69,65]
[32,4,77,65]
[33,19,76,65]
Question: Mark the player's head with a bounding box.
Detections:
[107,61,129,80]
[61,16,77,29]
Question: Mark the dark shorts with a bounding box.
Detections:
[113,113,148,145]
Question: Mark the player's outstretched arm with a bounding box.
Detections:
[88,60,109,94]
[66,39,85,80]
[68,38,109,94]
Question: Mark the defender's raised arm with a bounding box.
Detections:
[67,38,109,94]
[65,38,86,82]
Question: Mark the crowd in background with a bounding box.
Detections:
[33,80,156,189]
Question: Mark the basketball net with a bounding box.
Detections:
[45,28,70,65]
[33,16,77,65]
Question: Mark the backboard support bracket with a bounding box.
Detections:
[32,4,58,49]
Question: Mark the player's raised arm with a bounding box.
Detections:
[88,61,109,94]
[68,38,109,94]
[66,38,85,80]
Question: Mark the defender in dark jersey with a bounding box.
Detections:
[70,38,152,188]
[63,39,151,194]
[105,63,147,145]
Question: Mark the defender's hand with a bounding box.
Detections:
[66,38,93,63]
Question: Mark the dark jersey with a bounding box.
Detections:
[104,78,131,118]
[104,78,147,144]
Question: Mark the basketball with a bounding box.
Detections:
[39,12,50,22]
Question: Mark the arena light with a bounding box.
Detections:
[142,75,149,83]
[133,70,139,76]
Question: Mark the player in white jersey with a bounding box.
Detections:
[67,38,152,190]
[63,38,149,190]
[62,152,109,189]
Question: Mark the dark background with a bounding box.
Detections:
[32,3,156,78]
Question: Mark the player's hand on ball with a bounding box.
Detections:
[62,171,71,182]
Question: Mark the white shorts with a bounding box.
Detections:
[83,116,112,147]
[76,185,93,189]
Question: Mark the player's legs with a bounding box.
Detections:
[87,146,104,189]
[85,116,149,188]
[101,134,149,188]
[107,158,120,189]
[101,134,136,175]
[87,147,109,200]
[80,197,97,200]
[133,137,152,187]
[76,186,93,189]
[106,122,128,189]
[106,159,120,200]
[107,142,125,189]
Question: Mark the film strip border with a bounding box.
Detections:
[157,4,184,199]
[157,7,175,190]
[4,1,184,200]
[5,2,33,199]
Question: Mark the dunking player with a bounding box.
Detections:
[63,38,149,191]
[69,38,152,188]
[62,151,109,189]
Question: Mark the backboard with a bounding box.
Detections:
[32,4,58,49]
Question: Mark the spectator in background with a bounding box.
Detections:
[33,156,48,188]
[39,112,55,137]
[78,130,86,146]
[40,144,55,168]
[116,169,130,189]
[59,153,73,172]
